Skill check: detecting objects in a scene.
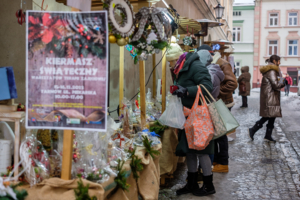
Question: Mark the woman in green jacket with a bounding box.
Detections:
[172,50,215,197]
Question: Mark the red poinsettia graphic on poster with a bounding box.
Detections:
[28,13,65,44]
[27,12,106,60]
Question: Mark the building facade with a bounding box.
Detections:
[232,3,255,83]
[253,0,300,92]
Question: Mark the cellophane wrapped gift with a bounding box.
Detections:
[20,129,50,186]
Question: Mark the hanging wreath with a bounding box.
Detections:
[104,0,135,46]
[128,7,173,61]
[183,36,192,46]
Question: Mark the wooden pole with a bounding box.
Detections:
[119,46,124,115]
[161,48,167,112]
[139,60,146,129]
[61,130,74,180]
[60,6,80,181]
[152,54,156,99]
[14,119,20,179]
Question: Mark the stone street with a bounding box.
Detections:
[159,90,300,200]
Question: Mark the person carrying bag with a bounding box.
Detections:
[185,86,214,150]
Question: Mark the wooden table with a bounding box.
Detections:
[0,111,25,179]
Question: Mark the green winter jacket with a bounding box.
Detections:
[175,52,214,156]
[175,52,213,108]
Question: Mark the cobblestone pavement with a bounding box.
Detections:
[158,92,300,200]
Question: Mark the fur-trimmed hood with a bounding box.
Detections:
[259,63,279,74]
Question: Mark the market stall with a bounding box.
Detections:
[0,0,182,199]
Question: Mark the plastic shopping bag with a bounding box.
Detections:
[158,96,186,129]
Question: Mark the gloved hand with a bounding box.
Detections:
[172,85,188,98]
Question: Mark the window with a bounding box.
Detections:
[268,40,278,55]
[288,13,298,26]
[288,40,298,56]
[233,27,241,42]
[269,13,278,26]
[233,11,241,16]
[235,62,240,76]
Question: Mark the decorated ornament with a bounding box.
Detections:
[128,6,174,60]
[131,7,168,42]
[117,38,126,46]
[183,36,192,46]
[146,30,158,44]
[104,0,135,38]
[16,9,25,25]
[109,34,117,43]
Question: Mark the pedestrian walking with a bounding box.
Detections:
[173,48,215,197]
[238,66,251,108]
[248,55,285,142]
[210,51,238,173]
[284,73,292,96]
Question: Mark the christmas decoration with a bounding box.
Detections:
[183,35,192,46]
[16,9,25,25]
[116,38,126,46]
[149,121,168,137]
[125,44,138,64]
[109,34,117,43]
[104,0,135,38]
[0,178,28,200]
[20,131,50,186]
[142,135,160,158]
[128,7,173,60]
[17,103,26,111]
[74,179,97,200]
[128,148,143,180]
[114,159,130,192]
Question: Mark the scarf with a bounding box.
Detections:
[173,52,187,72]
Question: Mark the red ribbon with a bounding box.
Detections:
[113,133,125,147]
[135,100,139,109]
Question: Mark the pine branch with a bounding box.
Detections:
[142,136,160,158]
[114,160,130,192]
[74,179,97,200]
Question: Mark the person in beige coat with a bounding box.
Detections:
[238,66,251,108]
[248,55,285,142]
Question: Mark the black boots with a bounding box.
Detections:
[264,127,276,142]
[248,122,262,141]
[193,174,216,196]
[176,172,199,195]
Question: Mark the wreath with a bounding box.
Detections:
[183,36,192,46]
[104,0,135,46]
[128,7,172,61]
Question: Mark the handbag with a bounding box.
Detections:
[200,84,240,140]
[239,81,246,93]
[184,86,214,151]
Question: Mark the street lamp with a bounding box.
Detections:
[214,3,225,20]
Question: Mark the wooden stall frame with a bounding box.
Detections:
[119,46,125,116]
[61,130,74,180]
[139,60,146,129]
[161,48,167,112]
[60,6,79,180]
[152,54,156,99]
[0,110,25,180]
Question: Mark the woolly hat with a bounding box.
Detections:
[166,36,183,61]
[197,44,215,55]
